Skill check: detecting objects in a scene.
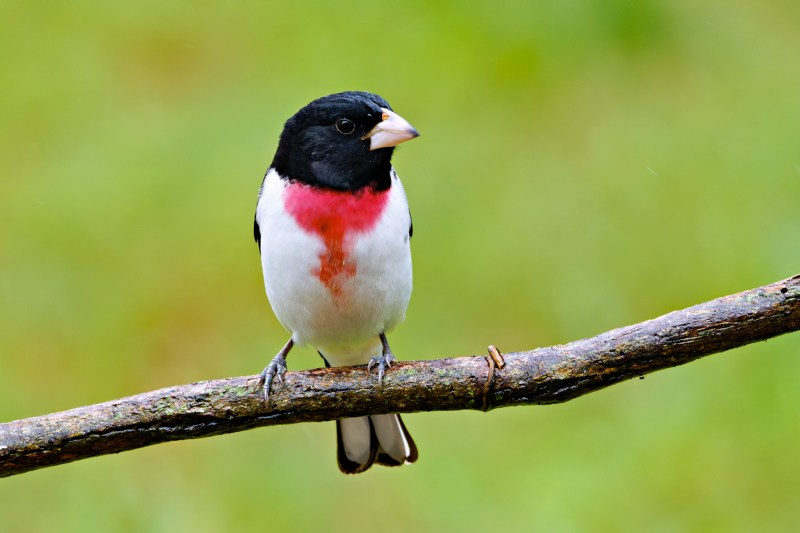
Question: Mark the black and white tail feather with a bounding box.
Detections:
[336,415,418,474]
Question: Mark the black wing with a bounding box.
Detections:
[254,171,270,253]
[408,208,413,239]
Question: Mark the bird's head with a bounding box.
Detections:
[271,92,419,191]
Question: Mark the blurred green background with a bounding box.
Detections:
[2,0,800,531]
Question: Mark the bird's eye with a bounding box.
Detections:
[335,118,356,135]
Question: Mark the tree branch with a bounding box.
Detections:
[2,274,799,478]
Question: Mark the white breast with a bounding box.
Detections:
[255,168,413,367]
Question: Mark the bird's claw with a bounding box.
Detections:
[368,352,397,388]
[254,354,287,408]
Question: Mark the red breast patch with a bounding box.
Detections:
[284,183,390,297]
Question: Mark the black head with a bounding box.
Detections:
[271,91,418,191]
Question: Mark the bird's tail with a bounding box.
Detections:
[336,414,418,474]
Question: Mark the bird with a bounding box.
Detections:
[252,91,420,474]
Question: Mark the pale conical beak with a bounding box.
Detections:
[361,108,420,151]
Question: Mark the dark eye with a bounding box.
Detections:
[335,118,356,134]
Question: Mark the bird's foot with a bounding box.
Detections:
[368,352,397,388]
[254,355,287,408]
[254,339,294,408]
[369,332,397,388]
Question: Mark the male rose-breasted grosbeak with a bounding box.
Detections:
[253,92,419,474]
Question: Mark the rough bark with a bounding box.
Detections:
[2,274,799,478]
